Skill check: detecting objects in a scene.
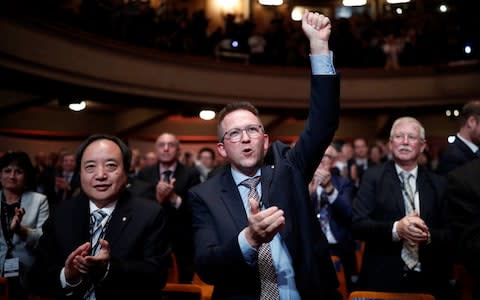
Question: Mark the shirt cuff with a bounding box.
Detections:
[238,229,258,267]
[60,267,82,289]
[327,189,338,203]
[392,221,400,241]
[310,51,336,75]
[171,195,182,209]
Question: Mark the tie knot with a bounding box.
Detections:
[400,171,412,182]
[91,209,107,224]
[240,176,261,190]
[162,170,173,182]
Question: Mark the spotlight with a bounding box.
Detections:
[69,101,87,112]
[199,110,216,120]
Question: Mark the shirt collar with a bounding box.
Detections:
[89,200,117,216]
[394,163,418,179]
[159,162,177,175]
[456,133,479,153]
[231,168,261,186]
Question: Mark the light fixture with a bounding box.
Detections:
[291,7,304,21]
[342,0,367,7]
[199,110,216,120]
[259,0,283,6]
[69,101,87,112]
[386,0,410,3]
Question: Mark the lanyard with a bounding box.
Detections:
[0,192,21,256]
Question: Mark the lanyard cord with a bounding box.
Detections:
[0,192,21,257]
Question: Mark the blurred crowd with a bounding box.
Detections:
[6,0,479,69]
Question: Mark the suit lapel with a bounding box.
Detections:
[71,193,91,245]
[385,162,406,214]
[105,192,133,247]
[220,168,248,230]
[260,165,274,207]
[417,167,432,220]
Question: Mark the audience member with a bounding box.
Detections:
[352,117,452,299]
[0,151,49,300]
[34,151,56,207]
[333,140,352,178]
[53,152,81,208]
[134,133,200,283]
[195,147,217,182]
[382,34,403,70]
[144,151,158,167]
[308,144,356,292]
[29,134,170,300]
[437,100,480,175]
[348,137,371,188]
[188,10,341,299]
[447,158,480,300]
[129,148,143,178]
[369,144,384,166]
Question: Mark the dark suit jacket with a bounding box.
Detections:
[133,161,200,281]
[437,137,478,175]
[312,175,354,247]
[29,190,171,300]
[189,75,340,300]
[133,163,200,235]
[447,158,480,280]
[352,160,452,293]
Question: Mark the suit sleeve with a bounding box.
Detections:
[447,169,480,277]
[287,75,340,183]
[352,169,396,241]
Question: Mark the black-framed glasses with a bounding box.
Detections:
[221,124,264,143]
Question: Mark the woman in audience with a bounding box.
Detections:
[0,151,49,300]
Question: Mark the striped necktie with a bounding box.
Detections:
[84,209,108,300]
[399,172,419,270]
[90,209,108,255]
[241,177,280,300]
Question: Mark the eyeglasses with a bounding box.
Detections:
[221,124,264,143]
[391,134,422,143]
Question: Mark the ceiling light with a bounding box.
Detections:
[69,101,87,112]
[259,0,283,6]
[386,0,410,3]
[342,0,367,7]
[199,110,216,120]
[291,7,304,21]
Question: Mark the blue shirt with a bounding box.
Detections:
[236,53,335,300]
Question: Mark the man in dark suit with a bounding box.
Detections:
[134,132,200,283]
[447,158,480,300]
[352,117,452,299]
[437,100,480,175]
[44,152,81,213]
[347,137,372,190]
[188,10,340,300]
[29,134,170,300]
[309,144,356,292]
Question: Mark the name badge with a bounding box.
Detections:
[3,257,19,277]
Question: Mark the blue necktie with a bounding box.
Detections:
[84,210,108,300]
[90,210,108,255]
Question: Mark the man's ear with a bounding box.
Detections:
[217,143,227,159]
[263,134,270,153]
[467,115,478,129]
